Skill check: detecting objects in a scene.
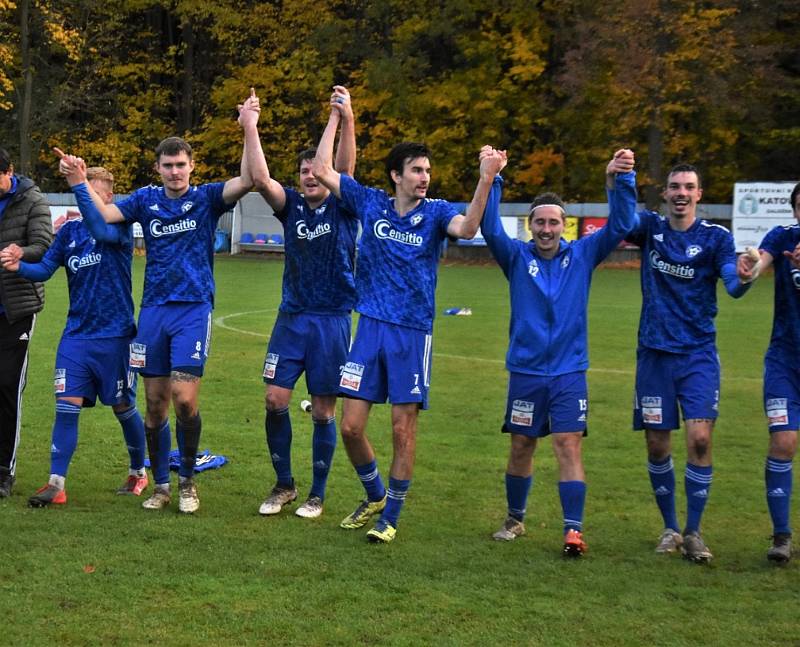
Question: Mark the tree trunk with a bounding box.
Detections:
[18,0,32,174]
[179,20,194,133]
[645,115,663,210]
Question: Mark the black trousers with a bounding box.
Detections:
[0,314,35,474]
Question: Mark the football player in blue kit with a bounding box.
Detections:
[240,86,357,519]
[483,149,637,557]
[0,165,147,507]
[311,97,507,543]
[737,181,800,564]
[56,93,258,513]
[627,164,751,562]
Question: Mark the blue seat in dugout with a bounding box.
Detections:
[268,234,284,245]
[239,231,254,244]
[255,232,268,244]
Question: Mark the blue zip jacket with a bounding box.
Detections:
[481,171,637,376]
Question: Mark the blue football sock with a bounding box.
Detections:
[115,406,145,471]
[381,477,411,527]
[684,463,713,534]
[558,480,586,533]
[310,415,337,500]
[146,419,171,486]
[648,455,680,532]
[505,473,533,522]
[266,407,293,486]
[354,459,386,502]
[50,401,81,477]
[176,413,201,479]
[765,457,793,535]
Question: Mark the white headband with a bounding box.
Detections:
[529,204,565,216]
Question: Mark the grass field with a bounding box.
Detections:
[0,255,794,646]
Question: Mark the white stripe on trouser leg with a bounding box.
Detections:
[10,313,35,475]
[204,310,212,358]
[423,334,431,387]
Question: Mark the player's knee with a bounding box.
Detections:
[265,390,289,412]
[769,431,798,461]
[691,436,711,460]
[340,418,364,442]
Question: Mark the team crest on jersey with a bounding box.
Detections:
[340,362,365,391]
[314,204,328,216]
[410,214,423,226]
[181,201,194,213]
[686,244,702,258]
[641,395,663,425]
[129,343,147,369]
[766,398,789,427]
[528,259,539,278]
[510,400,534,427]
[263,353,279,380]
[54,368,66,394]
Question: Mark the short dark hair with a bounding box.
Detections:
[528,191,566,223]
[790,182,800,211]
[296,147,317,170]
[666,163,702,188]
[154,137,193,161]
[385,142,430,188]
[0,148,11,172]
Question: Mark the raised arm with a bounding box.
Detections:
[56,148,124,224]
[311,106,342,199]
[222,89,258,204]
[604,148,637,237]
[447,146,508,240]
[239,89,286,212]
[332,86,356,176]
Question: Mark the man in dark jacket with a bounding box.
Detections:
[0,148,53,496]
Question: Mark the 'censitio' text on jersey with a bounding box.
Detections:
[626,211,739,353]
[339,175,457,332]
[19,219,135,339]
[116,183,232,307]
[274,187,358,314]
[760,224,800,369]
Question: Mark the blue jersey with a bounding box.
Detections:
[17,218,134,339]
[760,224,800,369]
[339,174,457,332]
[274,187,357,314]
[116,183,231,307]
[482,172,637,376]
[626,211,746,353]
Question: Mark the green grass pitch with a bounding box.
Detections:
[0,255,794,645]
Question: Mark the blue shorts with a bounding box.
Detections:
[633,347,720,431]
[339,316,432,409]
[503,371,588,437]
[763,354,800,432]
[130,303,212,377]
[54,336,137,407]
[263,311,351,396]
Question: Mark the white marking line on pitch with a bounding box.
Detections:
[215,310,761,383]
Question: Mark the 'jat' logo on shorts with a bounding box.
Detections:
[510,400,534,426]
[374,219,423,247]
[263,353,279,380]
[340,362,365,391]
[149,217,197,238]
[766,398,789,427]
[129,343,147,369]
[54,368,66,394]
[641,395,663,424]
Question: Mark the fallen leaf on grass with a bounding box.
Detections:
[83,565,95,574]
